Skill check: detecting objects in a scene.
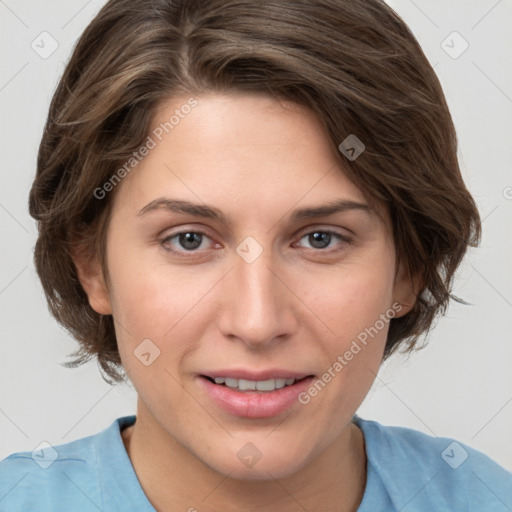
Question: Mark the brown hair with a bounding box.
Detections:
[29,0,481,384]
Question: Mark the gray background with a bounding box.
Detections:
[1,0,511,470]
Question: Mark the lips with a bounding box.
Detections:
[198,369,315,418]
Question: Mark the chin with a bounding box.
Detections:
[212,460,306,482]
[201,442,313,482]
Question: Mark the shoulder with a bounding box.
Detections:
[355,416,512,511]
[0,435,100,511]
[0,416,136,512]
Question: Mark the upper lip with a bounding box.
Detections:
[200,369,314,381]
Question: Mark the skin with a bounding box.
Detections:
[76,92,417,512]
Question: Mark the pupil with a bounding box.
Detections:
[309,232,330,249]
[180,232,202,250]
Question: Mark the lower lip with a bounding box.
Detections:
[198,376,315,419]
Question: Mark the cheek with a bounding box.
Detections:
[301,258,396,341]
[297,260,395,401]
[107,251,203,336]
[106,255,217,382]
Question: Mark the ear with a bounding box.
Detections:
[71,246,112,315]
[392,260,422,318]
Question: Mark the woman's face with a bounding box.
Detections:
[82,92,414,480]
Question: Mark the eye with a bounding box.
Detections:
[160,231,215,255]
[159,228,352,258]
[295,230,351,251]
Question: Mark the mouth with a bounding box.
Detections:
[201,375,311,392]
[198,371,316,418]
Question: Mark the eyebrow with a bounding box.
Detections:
[137,197,374,224]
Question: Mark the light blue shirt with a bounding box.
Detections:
[1,415,511,511]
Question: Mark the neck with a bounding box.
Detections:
[122,403,367,512]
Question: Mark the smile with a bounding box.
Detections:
[207,376,297,391]
[198,372,315,418]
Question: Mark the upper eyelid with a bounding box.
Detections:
[296,226,351,238]
[161,225,350,238]
[293,230,351,249]
[160,227,351,248]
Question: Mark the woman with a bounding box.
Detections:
[1,0,510,510]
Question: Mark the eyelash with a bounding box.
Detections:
[159,229,353,258]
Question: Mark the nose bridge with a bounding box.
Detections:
[219,236,294,347]
[235,241,281,319]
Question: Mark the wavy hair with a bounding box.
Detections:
[29,0,481,383]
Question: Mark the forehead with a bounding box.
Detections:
[147,92,337,162]
[109,92,389,230]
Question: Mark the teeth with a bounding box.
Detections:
[225,378,238,388]
[212,377,297,391]
[239,379,256,391]
[275,378,287,389]
[257,379,277,391]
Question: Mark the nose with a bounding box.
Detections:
[217,242,298,349]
